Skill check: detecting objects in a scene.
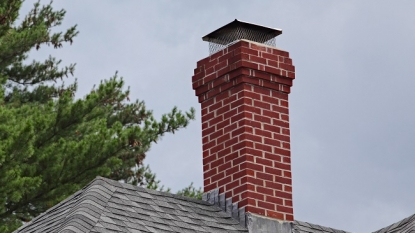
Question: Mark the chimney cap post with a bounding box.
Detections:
[202,19,282,54]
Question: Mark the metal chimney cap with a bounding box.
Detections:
[202,19,282,54]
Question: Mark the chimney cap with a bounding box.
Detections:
[202,19,282,54]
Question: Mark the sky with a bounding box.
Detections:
[21,1,415,232]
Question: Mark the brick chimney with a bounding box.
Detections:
[193,20,295,222]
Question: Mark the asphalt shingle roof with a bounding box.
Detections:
[15,177,248,233]
[292,220,350,233]
[372,214,415,233]
[14,176,357,233]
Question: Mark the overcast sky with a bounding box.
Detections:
[21,1,415,232]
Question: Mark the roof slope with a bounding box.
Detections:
[372,214,415,233]
[15,177,248,233]
[293,220,350,233]
[14,176,352,233]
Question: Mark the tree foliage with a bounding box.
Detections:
[0,1,198,232]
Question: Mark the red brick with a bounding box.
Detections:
[202,111,215,123]
[225,163,239,176]
[250,55,267,64]
[223,122,238,134]
[203,154,217,164]
[280,63,295,72]
[242,162,263,172]
[254,128,272,138]
[246,176,264,186]
[253,100,271,110]
[275,191,292,199]
[211,171,225,181]
[234,184,255,196]
[242,91,261,100]
[257,186,274,196]
[216,105,230,116]
[267,59,279,68]
[277,205,293,214]
[218,160,232,172]
[262,109,280,119]
[245,191,265,201]
[204,183,217,192]
[224,179,239,190]
[240,133,263,143]
[285,199,293,207]
[224,152,239,163]
[258,201,275,210]
[280,114,289,121]
[265,181,283,191]
[281,128,290,135]
[274,162,291,171]
[254,143,273,153]
[274,148,290,157]
[238,197,256,208]
[273,133,290,142]
[256,172,273,181]
[266,195,284,205]
[243,105,262,115]
[282,142,290,149]
[264,138,281,147]
[284,185,292,192]
[232,170,247,181]
[204,178,210,187]
[204,167,217,179]
[275,176,291,185]
[211,157,224,168]
[235,47,259,56]
[217,51,234,63]
[283,170,292,178]
[267,210,284,219]
[256,158,273,167]
[216,133,230,144]
[254,114,271,124]
[245,206,266,216]
[209,130,223,141]
[210,143,224,154]
[265,166,282,176]
[227,40,250,52]
[262,52,279,61]
[272,105,289,114]
[232,140,254,151]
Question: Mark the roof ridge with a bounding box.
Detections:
[96,176,212,206]
[15,177,114,233]
[55,178,116,232]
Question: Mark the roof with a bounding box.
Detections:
[293,220,350,233]
[372,214,415,233]
[13,176,354,233]
[15,177,248,233]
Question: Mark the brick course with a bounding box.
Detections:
[192,40,295,221]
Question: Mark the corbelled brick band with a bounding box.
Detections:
[192,40,295,221]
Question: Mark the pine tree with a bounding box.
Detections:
[0,1,196,231]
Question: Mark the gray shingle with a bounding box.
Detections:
[373,213,415,233]
[15,176,358,233]
[14,177,236,233]
[293,220,351,233]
